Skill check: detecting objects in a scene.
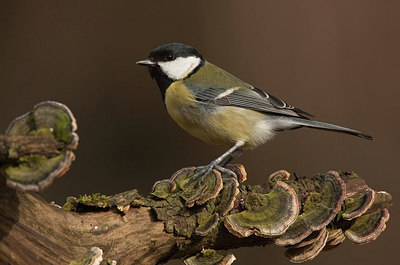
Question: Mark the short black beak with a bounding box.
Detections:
[136,58,156,66]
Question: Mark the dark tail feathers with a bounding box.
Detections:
[289,117,374,140]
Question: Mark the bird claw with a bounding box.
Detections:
[190,163,238,185]
[215,165,238,182]
[190,164,215,185]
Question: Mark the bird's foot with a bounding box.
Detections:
[191,162,238,185]
[214,165,238,182]
[190,163,216,185]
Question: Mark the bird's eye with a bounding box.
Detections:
[166,54,175,61]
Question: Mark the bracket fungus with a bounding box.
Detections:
[268,169,291,183]
[143,166,392,264]
[151,179,177,199]
[224,164,247,183]
[69,247,104,265]
[367,191,392,212]
[323,228,345,250]
[344,208,390,244]
[275,171,345,246]
[215,178,239,217]
[276,171,391,262]
[147,166,242,238]
[339,172,377,220]
[1,101,78,192]
[335,173,392,246]
[195,213,220,236]
[288,228,326,249]
[224,181,299,237]
[170,167,224,207]
[342,188,375,220]
[59,164,392,264]
[284,228,329,263]
[183,249,236,265]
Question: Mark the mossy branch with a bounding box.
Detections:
[0,102,392,265]
[0,167,392,265]
[0,135,64,162]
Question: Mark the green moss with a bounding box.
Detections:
[246,184,263,193]
[77,193,110,208]
[63,201,76,211]
[108,189,142,206]
[174,215,197,238]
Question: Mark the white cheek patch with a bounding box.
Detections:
[158,56,201,80]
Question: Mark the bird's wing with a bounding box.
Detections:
[184,63,312,118]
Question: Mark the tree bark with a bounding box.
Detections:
[0,176,176,264]
[0,135,63,162]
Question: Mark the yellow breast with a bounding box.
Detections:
[164,82,272,149]
[164,81,197,126]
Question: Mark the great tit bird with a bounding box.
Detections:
[137,43,373,181]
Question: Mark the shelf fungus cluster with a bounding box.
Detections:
[150,166,244,238]
[149,167,391,265]
[1,101,78,192]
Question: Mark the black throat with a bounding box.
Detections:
[149,66,173,101]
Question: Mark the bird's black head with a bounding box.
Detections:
[137,43,205,99]
[148,43,204,64]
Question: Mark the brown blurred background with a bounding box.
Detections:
[0,1,399,264]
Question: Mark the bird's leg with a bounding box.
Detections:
[220,149,243,167]
[192,141,245,184]
[216,149,243,181]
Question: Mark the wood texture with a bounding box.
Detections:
[0,135,63,162]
